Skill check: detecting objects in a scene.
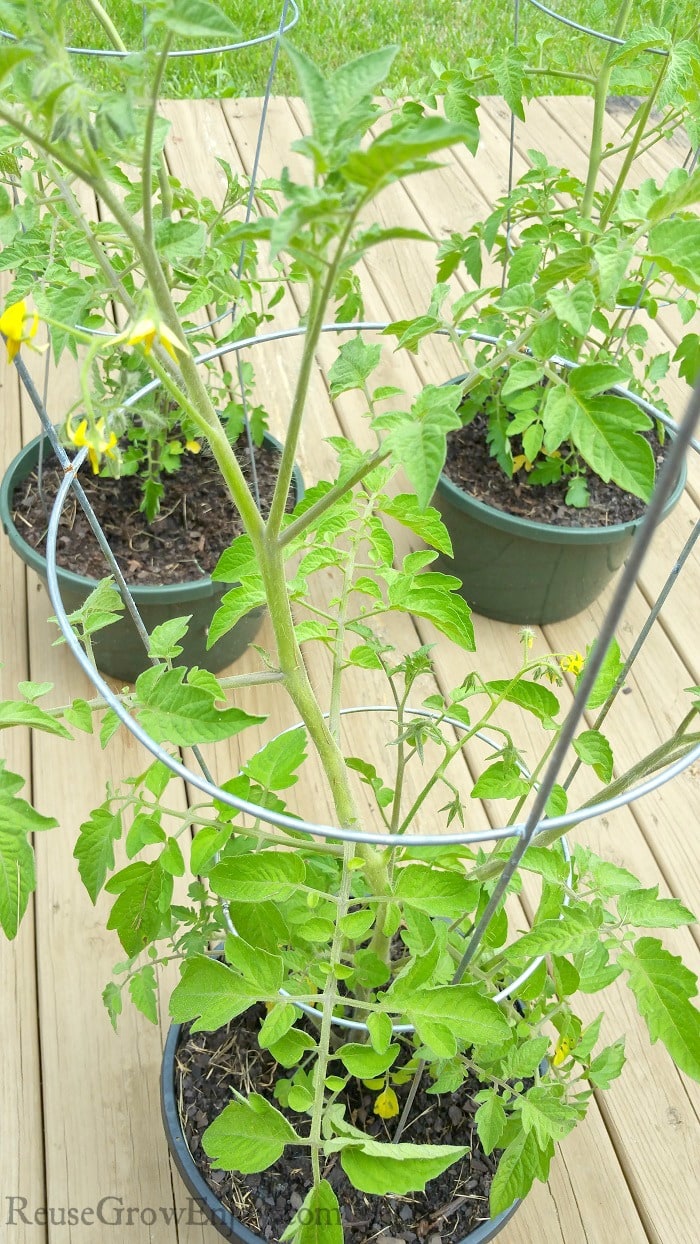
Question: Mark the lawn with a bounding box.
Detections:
[62,0,687,99]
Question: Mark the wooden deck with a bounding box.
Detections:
[2,95,700,1243]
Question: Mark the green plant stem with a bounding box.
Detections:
[81,0,172,220]
[580,0,635,226]
[278,447,390,548]
[142,35,174,251]
[395,666,535,835]
[599,56,667,231]
[308,841,355,1185]
[82,0,127,53]
[266,214,360,540]
[44,163,138,316]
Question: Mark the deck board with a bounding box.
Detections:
[2,95,699,1242]
[0,274,47,1244]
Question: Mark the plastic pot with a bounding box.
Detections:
[433,388,687,625]
[0,432,304,683]
[161,1020,524,1244]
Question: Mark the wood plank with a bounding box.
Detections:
[13,287,213,1241]
[186,96,653,1244]
[0,273,48,1242]
[6,93,700,1244]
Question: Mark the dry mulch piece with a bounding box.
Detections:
[176,1005,501,1244]
[443,412,669,528]
[11,441,293,586]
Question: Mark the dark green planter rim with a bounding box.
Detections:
[439,373,687,544]
[0,430,304,601]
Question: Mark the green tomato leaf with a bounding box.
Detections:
[244,726,307,791]
[337,1042,400,1078]
[207,579,266,648]
[474,1090,507,1154]
[619,937,700,1080]
[73,803,122,903]
[203,1093,298,1173]
[520,1085,582,1146]
[647,219,700,293]
[489,1127,548,1217]
[170,955,259,1031]
[147,615,191,660]
[584,638,624,709]
[570,395,655,501]
[159,0,240,39]
[394,863,480,918]
[388,575,475,651]
[0,699,71,738]
[367,1011,394,1055]
[507,909,598,960]
[546,281,595,335]
[280,1180,343,1244]
[405,984,510,1047]
[225,933,284,994]
[105,861,166,956]
[337,1128,468,1195]
[385,385,462,508]
[586,1039,626,1089]
[259,1003,298,1050]
[0,763,57,939]
[128,964,158,1025]
[501,359,545,398]
[209,852,305,903]
[485,679,559,723]
[617,886,696,929]
[572,729,614,782]
[378,493,453,556]
[134,665,264,745]
[328,337,381,397]
[342,115,472,193]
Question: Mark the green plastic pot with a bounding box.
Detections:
[161,1019,524,1244]
[0,432,304,683]
[433,408,686,626]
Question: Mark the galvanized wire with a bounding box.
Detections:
[0,1,299,57]
[453,369,700,981]
[42,325,700,850]
[525,0,667,54]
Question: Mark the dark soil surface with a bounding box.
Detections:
[443,412,669,528]
[11,442,295,586]
[175,1005,501,1244]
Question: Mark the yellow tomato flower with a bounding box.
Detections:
[553,1035,573,1066]
[373,1086,399,1119]
[519,627,535,651]
[127,316,184,361]
[185,439,201,454]
[67,417,118,474]
[0,299,39,362]
[560,651,585,677]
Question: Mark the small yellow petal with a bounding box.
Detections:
[560,651,585,676]
[70,419,89,448]
[553,1036,573,1066]
[185,439,201,454]
[158,323,185,358]
[374,1086,399,1119]
[6,337,20,362]
[87,446,100,474]
[0,300,26,340]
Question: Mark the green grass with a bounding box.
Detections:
[64,0,696,98]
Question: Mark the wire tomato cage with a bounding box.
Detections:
[6,0,700,1029]
[18,317,699,1030]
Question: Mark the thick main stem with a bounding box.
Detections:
[580,0,635,226]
